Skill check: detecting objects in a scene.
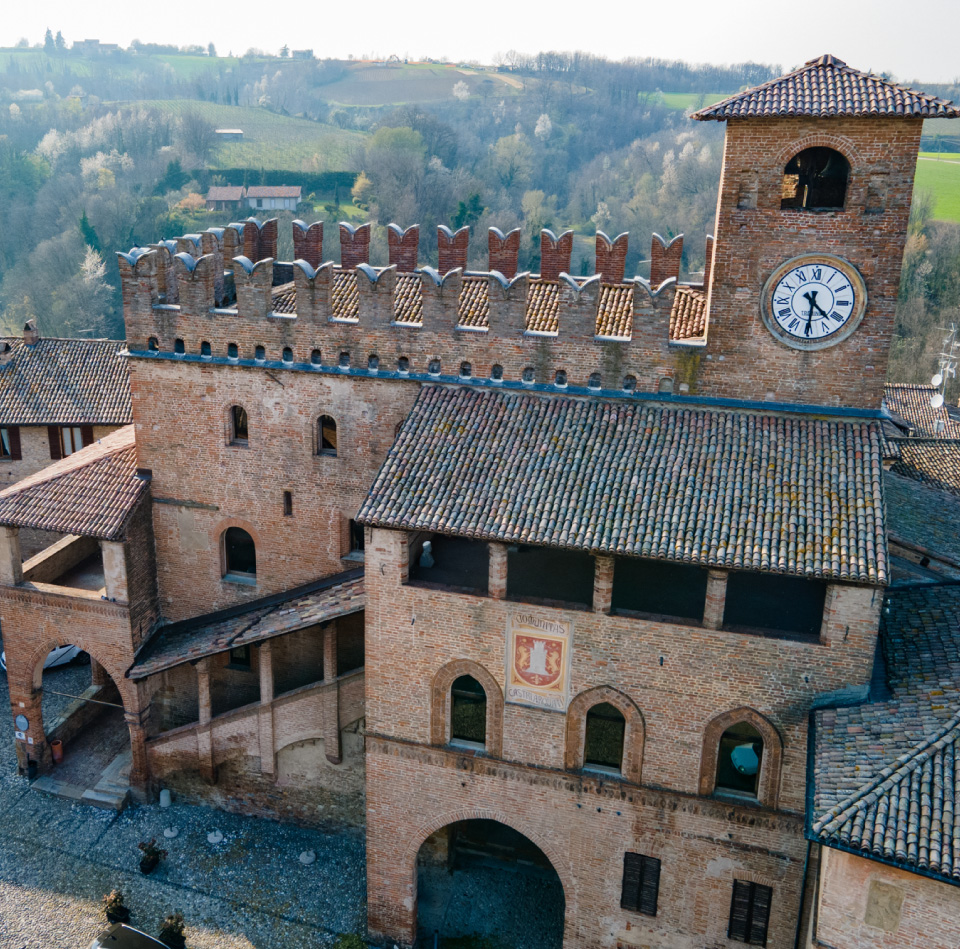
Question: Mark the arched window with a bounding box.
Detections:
[222,527,256,578]
[201,340,212,357]
[318,416,337,456]
[715,722,764,798]
[147,337,159,352]
[450,675,486,747]
[781,147,849,211]
[584,702,626,772]
[228,342,239,359]
[230,405,248,445]
[174,338,185,355]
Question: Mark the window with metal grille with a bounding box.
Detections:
[450,675,486,747]
[728,880,772,946]
[584,702,625,772]
[620,852,660,916]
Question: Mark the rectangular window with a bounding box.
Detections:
[0,426,20,460]
[723,573,826,639]
[621,852,660,916]
[506,545,595,609]
[728,880,772,946]
[228,645,251,669]
[408,535,489,594]
[612,558,708,621]
[349,520,365,556]
[231,406,248,444]
[283,490,293,516]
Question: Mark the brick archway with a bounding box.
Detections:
[773,133,863,172]
[564,685,644,783]
[698,706,782,808]
[430,659,503,757]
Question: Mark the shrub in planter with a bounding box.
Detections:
[158,911,186,949]
[138,838,168,874]
[102,889,130,924]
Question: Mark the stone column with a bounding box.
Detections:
[322,624,341,764]
[593,555,614,613]
[0,527,23,586]
[258,641,275,775]
[195,658,216,783]
[703,569,728,630]
[489,543,508,599]
[124,700,152,799]
[101,540,129,604]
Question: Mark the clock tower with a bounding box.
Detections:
[693,55,959,410]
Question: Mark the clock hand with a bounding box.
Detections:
[808,290,830,318]
[802,291,815,336]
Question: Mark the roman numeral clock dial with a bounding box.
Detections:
[760,254,867,351]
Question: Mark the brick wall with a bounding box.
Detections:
[363,527,881,947]
[813,847,960,949]
[703,116,923,409]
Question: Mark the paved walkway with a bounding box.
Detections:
[0,637,367,949]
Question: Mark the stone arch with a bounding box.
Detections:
[403,806,574,923]
[564,685,644,783]
[698,706,782,808]
[774,133,863,172]
[430,659,503,757]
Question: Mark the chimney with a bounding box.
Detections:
[0,342,13,366]
[23,320,39,347]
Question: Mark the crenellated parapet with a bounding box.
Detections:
[120,220,713,397]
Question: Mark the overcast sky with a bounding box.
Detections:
[2,0,958,84]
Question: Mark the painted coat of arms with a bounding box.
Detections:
[506,612,572,711]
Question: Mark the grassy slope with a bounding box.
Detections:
[915,156,960,223]
[132,101,365,172]
[657,92,731,110]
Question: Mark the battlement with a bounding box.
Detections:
[119,219,712,397]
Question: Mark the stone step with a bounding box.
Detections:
[32,775,87,801]
[80,787,129,811]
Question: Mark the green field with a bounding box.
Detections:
[0,47,247,80]
[657,92,731,111]
[131,101,365,172]
[915,156,960,222]
[920,151,960,161]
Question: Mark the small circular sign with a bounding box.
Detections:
[15,714,28,732]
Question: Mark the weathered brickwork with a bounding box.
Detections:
[703,117,922,408]
[364,527,881,946]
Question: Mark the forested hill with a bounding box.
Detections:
[0,43,956,393]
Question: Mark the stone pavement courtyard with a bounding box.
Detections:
[0,640,367,949]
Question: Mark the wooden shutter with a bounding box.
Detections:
[638,856,660,917]
[728,880,753,942]
[748,883,771,947]
[7,426,21,461]
[47,426,62,460]
[620,852,643,911]
[80,424,95,447]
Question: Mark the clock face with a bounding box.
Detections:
[760,254,867,351]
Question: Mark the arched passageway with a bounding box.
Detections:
[416,819,565,949]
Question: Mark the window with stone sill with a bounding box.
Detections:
[222,526,256,582]
[450,674,486,748]
[317,416,337,456]
[583,702,625,773]
[715,722,763,799]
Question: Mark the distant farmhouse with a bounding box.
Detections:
[204,185,302,213]
[214,128,244,142]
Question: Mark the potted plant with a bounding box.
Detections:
[138,838,168,875]
[158,911,186,949]
[102,889,130,924]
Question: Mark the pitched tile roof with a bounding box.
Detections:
[885,471,960,569]
[394,273,423,325]
[0,338,131,426]
[332,269,359,321]
[128,568,364,678]
[669,287,707,342]
[0,425,146,540]
[358,386,888,583]
[694,55,960,120]
[811,585,960,882]
[883,383,959,438]
[458,275,489,328]
[271,281,297,314]
[206,186,245,201]
[245,185,302,199]
[891,442,960,497]
[596,284,634,338]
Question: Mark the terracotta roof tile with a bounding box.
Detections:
[245,185,301,199]
[811,585,960,882]
[669,287,707,341]
[129,569,364,678]
[695,55,960,120]
[206,186,245,201]
[596,284,634,338]
[883,383,959,438]
[0,338,131,426]
[394,273,423,325]
[359,386,887,583]
[271,281,297,314]
[885,471,960,567]
[891,442,960,497]
[331,270,359,321]
[458,275,490,328]
[0,425,146,540]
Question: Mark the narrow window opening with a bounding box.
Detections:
[318,415,337,456]
[339,351,350,369]
[174,338,185,355]
[459,361,472,378]
[428,359,441,375]
[658,376,673,394]
[491,364,504,381]
[621,852,660,917]
[255,345,265,361]
[588,372,601,389]
[311,349,322,365]
[228,342,239,359]
[223,527,256,579]
[148,337,159,352]
[282,346,293,363]
[584,702,625,773]
[781,146,849,211]
[623,375,637,392]
[368,354,379,371]
[521,367,535,384]
[398,356,410,373]
[201,340,212,357]
[283,490,293,516]
[59,426,92,457]
[450,674,486,747]
[716,722,764,799]
[555,370,567,387]
[349,519,365,556]
[230,405,249,445]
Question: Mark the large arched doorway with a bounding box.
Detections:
[416,819,565,949]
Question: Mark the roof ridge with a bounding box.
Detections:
[813,706,960,837]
